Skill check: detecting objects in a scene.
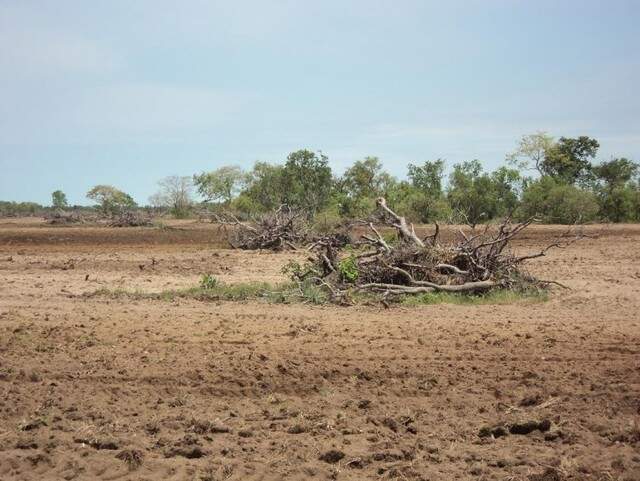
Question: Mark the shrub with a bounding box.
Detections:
[200,274,218,290]
[519,177,599,223]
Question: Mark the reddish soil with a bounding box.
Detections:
[0,220,639,480]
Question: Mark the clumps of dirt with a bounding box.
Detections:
[187,418,231,435]
[509,419,552,435]
[520,393,544,407]
[479,419,553,439]
[116,449,144,471]
[287,424,308,434]
[18,418,47,431]
[73,437,120,450]
[15,438,38,450]
[375,416,417,435]
[478,424,509,439]
[372,449,414,462]
[319,449,346,464]
[528,467,564,481]
[164,435,209,459]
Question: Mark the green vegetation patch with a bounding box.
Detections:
[87,275,547,307]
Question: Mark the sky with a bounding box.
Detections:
[1,0,639,205]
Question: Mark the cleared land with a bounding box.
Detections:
[0,219,639,481]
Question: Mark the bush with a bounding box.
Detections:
[337,255,359,283]
[519,177,599,223]
[200,274,218,290]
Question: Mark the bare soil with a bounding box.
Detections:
[0,220,639,481]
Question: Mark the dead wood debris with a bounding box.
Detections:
[301,197,583,300]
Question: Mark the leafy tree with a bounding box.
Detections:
[150,176,194,218]
[341,157,386,199]
[447,160,497,227]
[281,150,333,216]
[592,158,639,222]
[51,190,68,209]
[541,136,599,184]
[402,159,449,222]
[490,167,522,216]
[240,161,287,213]
[407,159,445,199]
[337,156,391,217]
[506,132,555,175]
[193,166,245,204]
[519,176,599,223]
[86,185,136,216]
[0,201,44,216]
[592,158,638,187]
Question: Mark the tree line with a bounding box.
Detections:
[2,133,639,224]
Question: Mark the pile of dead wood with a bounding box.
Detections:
[302,198,578,299]
[46,210,86,225]
[109,211,154,227]
[214,205,309,250]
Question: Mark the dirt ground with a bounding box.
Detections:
[0,219,638,481]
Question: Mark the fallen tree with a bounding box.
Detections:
[46,210,87,225]
[298,198,580,301]
[214,205,309,250]
[109,211,154,227]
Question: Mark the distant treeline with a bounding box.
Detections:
[2,133,639,225]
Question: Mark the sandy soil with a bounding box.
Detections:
[0,220,639,481]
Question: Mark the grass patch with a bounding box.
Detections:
[88,280,329,305]
[88,281,548,307]
[399,288,548,306]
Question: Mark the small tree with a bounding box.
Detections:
[150,176,194,218]
[337,156,389,217]
[506,132,555,175]
[240,162,287,213]
[87,185,136,216]
[193,166,245,205]
[402,159,450,223]
[281,149,334,217]
[447,160,496,227]
[407,159,445,199]
[592,158,639,222]
[51,190,68,209]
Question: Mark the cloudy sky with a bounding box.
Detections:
[1,0,638,205]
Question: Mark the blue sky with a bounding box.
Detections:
[1,0,638,205]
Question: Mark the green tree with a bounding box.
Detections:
[337,156,390,217]
[341,157,386,199]
[281,150,333,216]
[86,185,136,216]
[407,159,445,199]
[403,159,450,222]
[447,160,497,227]
[51,190,68,209]
[506,132,555,175]
[490,167,522,216]
[519,176,599,223]
[592,158,639,222]
[541,136,599,184]
[193,166,245,204]
[240,161,287,213]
